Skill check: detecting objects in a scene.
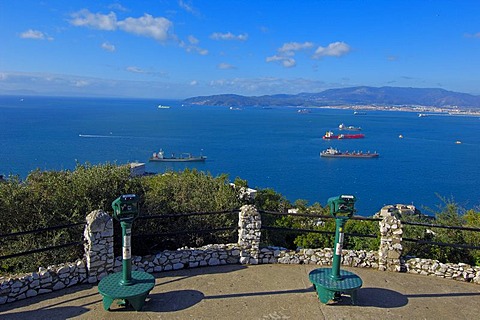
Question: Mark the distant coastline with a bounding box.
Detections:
[182,86,480,115]
[310,104,480,117]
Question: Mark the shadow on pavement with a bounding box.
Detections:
[0,283,97,313]
[202,286,314,300]
[0,306,90,320]
[406,291,480,298]
[104,290,205,313]
[146,290,205,312]
[356,287,408,308]
[109,286,315,312]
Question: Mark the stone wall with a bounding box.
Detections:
[405,258,480,282]
[2,205,480,306]
[83,210,114,283]
[237,205,261,264]
[0,260,86,305]
[115,244,242,273]
[378,214,404,272]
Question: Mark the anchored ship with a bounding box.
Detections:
[149,149,206,162]
[338,123,362,131]
[320,147,379,158]
[322,131,365,140]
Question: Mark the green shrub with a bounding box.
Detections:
[0,163,141,274]
[133,169,243,253]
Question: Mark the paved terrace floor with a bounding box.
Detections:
[1,264,480,320]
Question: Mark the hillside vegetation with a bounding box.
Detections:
[1,163,479,274]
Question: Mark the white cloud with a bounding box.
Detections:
[179,0,197,14]
[313,42,351,59]
[266,41,313,68]
[125,66,168,77]
[69,9,117,31]
[464,32,480,38]
[101,42,115,52]
[19,29,53,41]
[69,10,173,42]
[117,14,172,42]
[188,35,199,44]
[278,41,314,53]
[210,32,248,41]
[180,36,208,55]
[74,80,90,87]
[207,77,332,95]
[267,40,351,68]
[265,55,296,68]
[0,72,345,98]
[218,63,236,70]
[126,66,146,74]
[69,10,212,55]
[108,3,128,12]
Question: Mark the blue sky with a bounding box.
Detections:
[1,0,480,99]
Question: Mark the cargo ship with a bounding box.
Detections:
[322,131,365,139]
[338,123,362,131]
[320,147,379,158]
[149,149,206,162]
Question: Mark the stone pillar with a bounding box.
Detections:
[84,210,114,283]
[238,205,261,264]
[378,214,403,272]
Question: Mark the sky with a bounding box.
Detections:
[1,0,480,99]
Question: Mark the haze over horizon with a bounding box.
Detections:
[1,1,480,99]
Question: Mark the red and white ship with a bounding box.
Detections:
[322,131,365,140]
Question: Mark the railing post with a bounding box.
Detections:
[84,210,114,283]
[378,214,403,271]
[238,205,261,264]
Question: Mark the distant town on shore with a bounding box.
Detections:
[183,86,480,116]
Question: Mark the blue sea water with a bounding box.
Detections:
[1,95,479,216]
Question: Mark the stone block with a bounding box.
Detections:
[52,281,66,291]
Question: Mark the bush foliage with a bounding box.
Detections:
[0,164,242,274]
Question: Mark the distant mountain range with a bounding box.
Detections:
[183,86,480,109]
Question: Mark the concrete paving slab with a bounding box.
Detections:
[1,264,480,319]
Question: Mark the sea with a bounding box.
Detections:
[1,95,479,216]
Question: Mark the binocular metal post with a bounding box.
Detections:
[308,195,363,304]
[98,195,155,311]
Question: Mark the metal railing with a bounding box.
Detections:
[0,221,84,261]
[259,210,480,251]
[259,210,380,240]
[2,209,480,261]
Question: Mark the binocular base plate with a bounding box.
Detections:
[309,268,362,305]
[98,271,155,311]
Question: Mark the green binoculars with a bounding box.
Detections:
[327,195,356,218]
[112,194,139,222]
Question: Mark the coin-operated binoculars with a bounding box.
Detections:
[328,194,356,281]
[98,194,155,311]
[308,195,363,305]
[112,194,139,285]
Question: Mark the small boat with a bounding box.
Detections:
[149,149,207,162]
[322,131,365,140]
[354,111,367,115]
[338,123,362,131]
[320,147,379,158]
[455,140,462,144]
[158,105,171,109]
[297,109,311,114]
[399,134,404,139]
